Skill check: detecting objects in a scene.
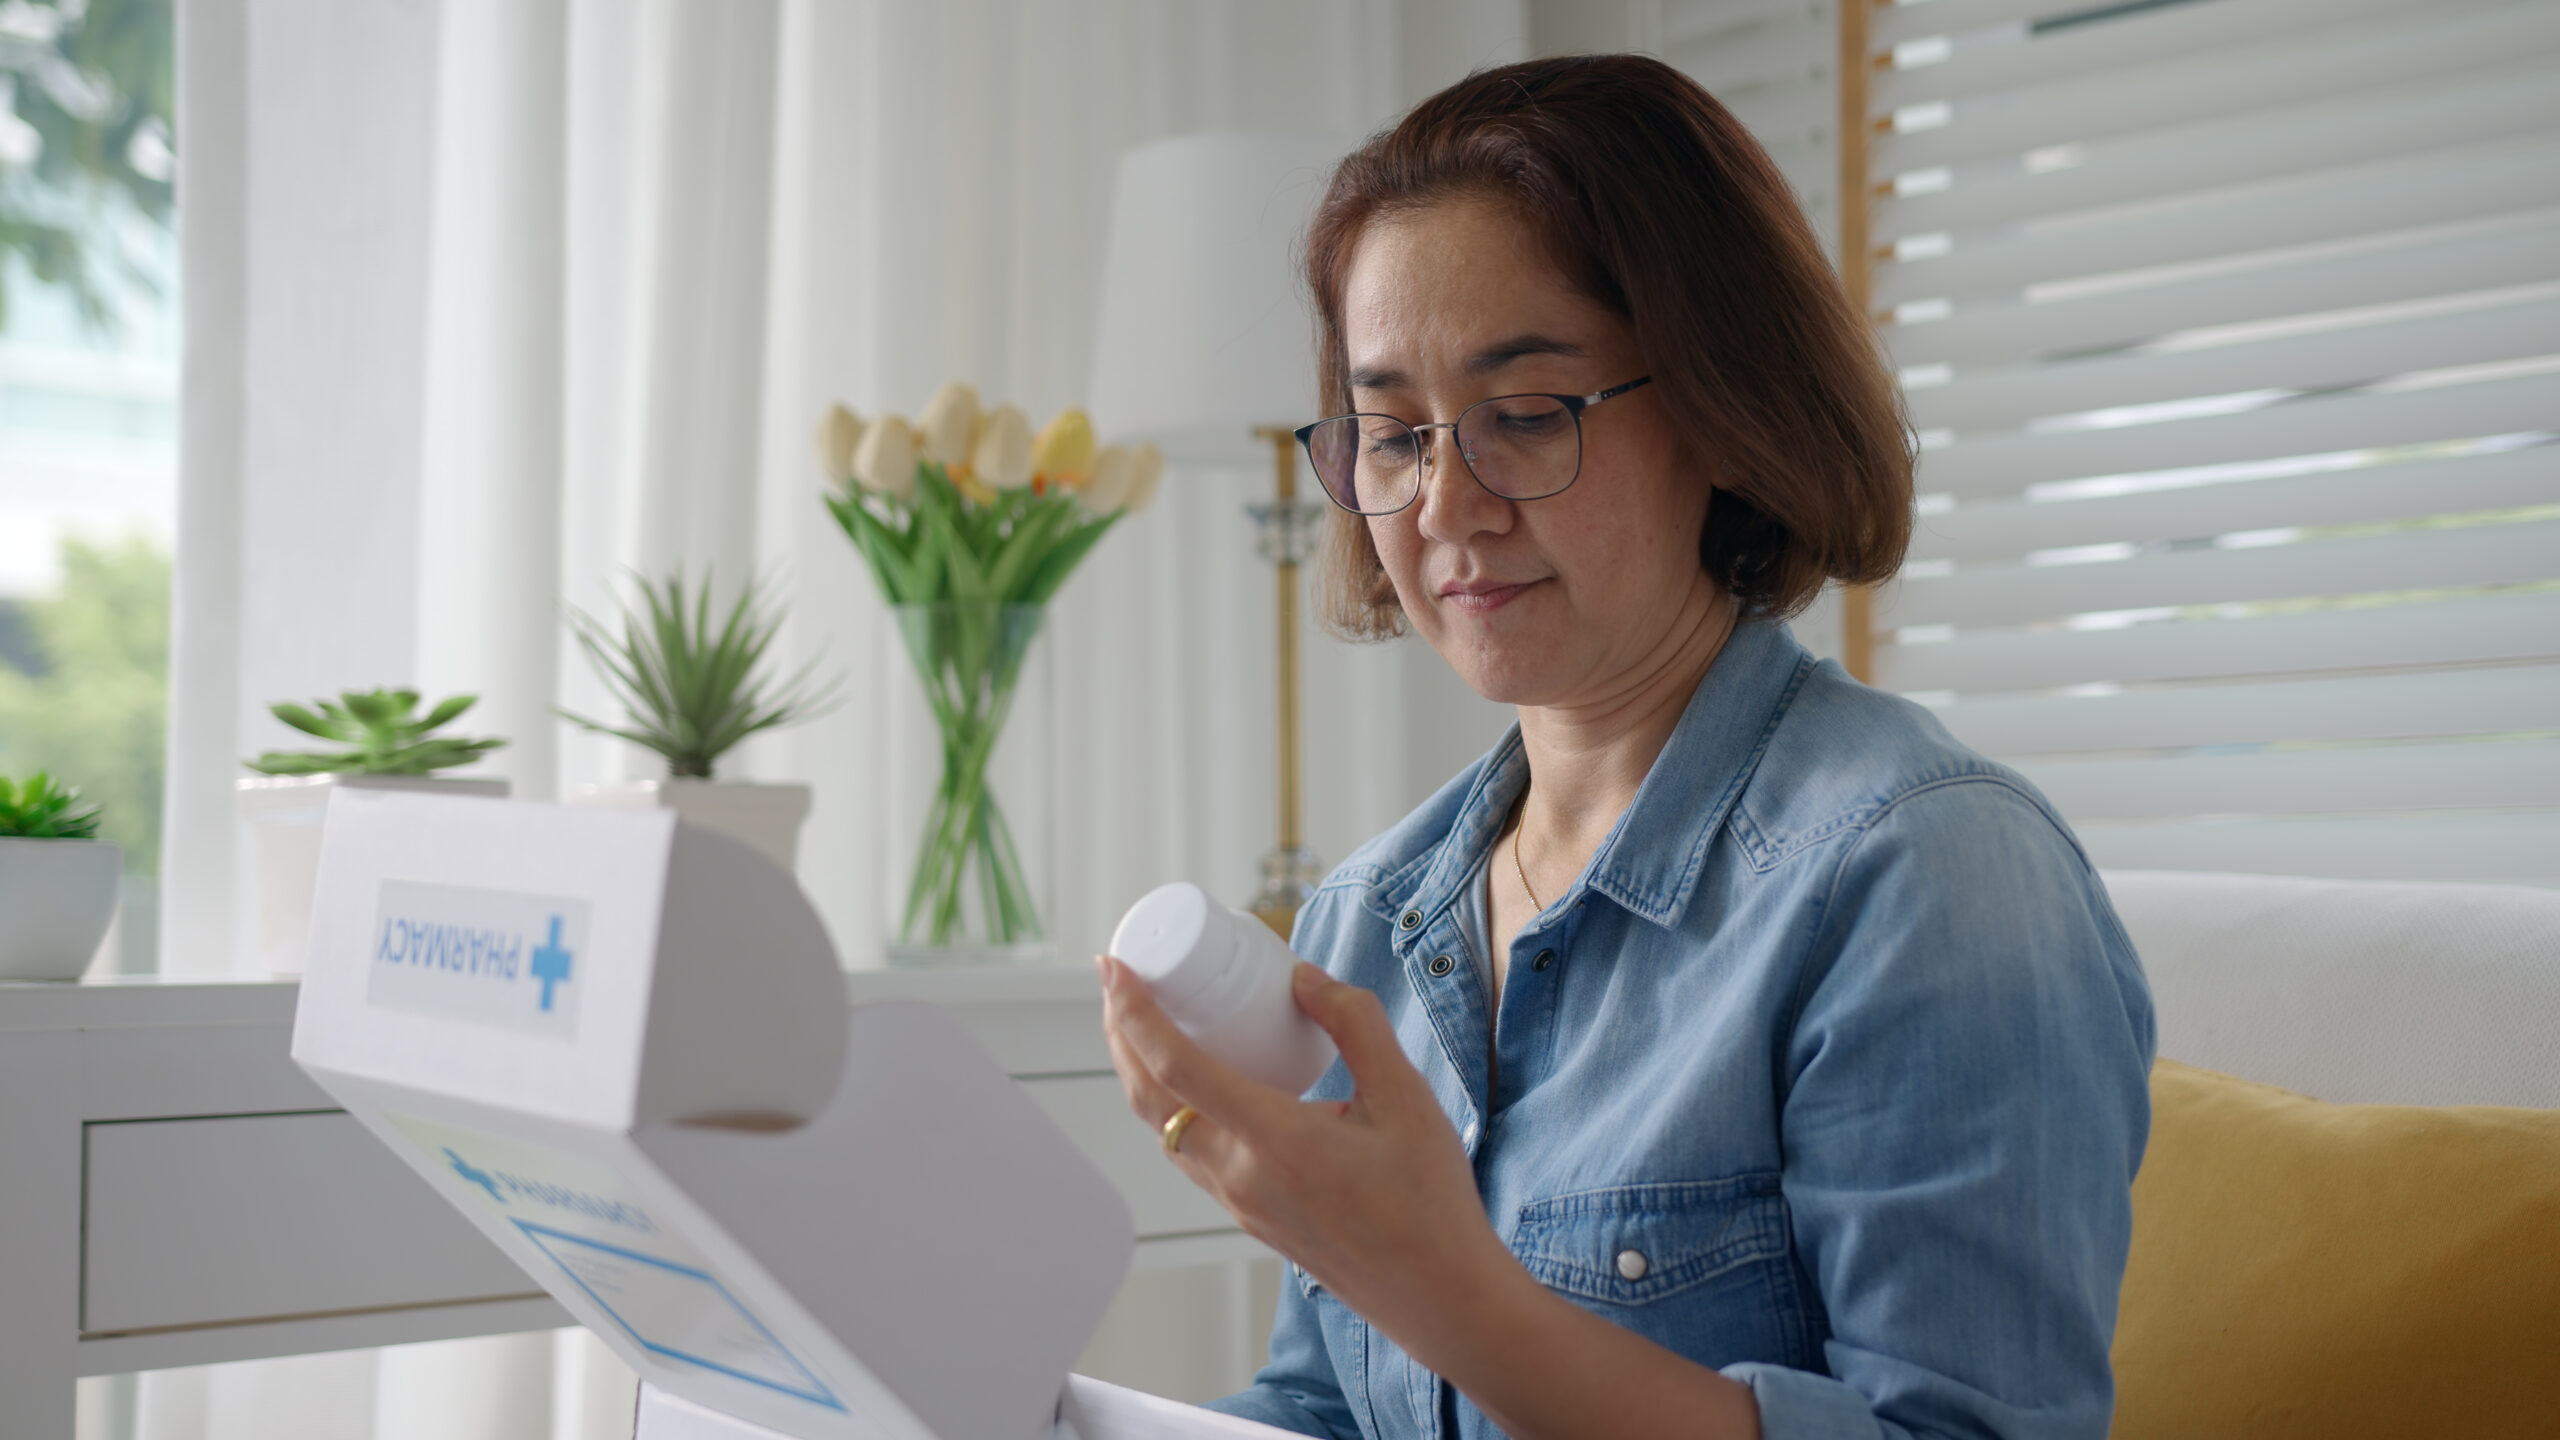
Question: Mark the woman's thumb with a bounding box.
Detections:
[1292,965,1409,1092]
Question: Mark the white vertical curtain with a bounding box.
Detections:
[152,1,1524,1436]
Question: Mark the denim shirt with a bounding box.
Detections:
[1206,618,2156,1440]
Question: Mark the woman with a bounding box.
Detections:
[1100,54,2153,1440]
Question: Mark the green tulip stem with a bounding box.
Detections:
[895,603,1045,947]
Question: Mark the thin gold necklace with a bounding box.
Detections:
[1512,799,1542,912]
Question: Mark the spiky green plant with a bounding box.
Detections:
[245,689,505,776]
[0,773,104,839]
[560,572,840,780]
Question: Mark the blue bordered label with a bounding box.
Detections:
[516,1223,843,1410]
[385,1113,843,1413]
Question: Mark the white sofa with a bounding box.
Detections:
[2101,869,2560,1107]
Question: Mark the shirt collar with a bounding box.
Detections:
[1385,615,1811,945]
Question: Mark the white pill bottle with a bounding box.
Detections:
[1108,881,1340,1095]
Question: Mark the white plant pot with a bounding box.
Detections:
[0,837,122,981]
[567,778,812,872]
[237,773,509,974]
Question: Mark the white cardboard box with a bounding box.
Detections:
[290,791,1276,1440]
[638,1374,1307,1440]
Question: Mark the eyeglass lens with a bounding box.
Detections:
[1305,394,1583,515]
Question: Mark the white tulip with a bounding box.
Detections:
[1082,445,1137,513]
[813,403,864,485]
[851,415,922,501]
[1122,443,1164,513]
[917,380,982,469]
[971,404,1036,491]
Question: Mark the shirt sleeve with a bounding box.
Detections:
[1744,778,2156,1440]
[1200,1266,1363,1438]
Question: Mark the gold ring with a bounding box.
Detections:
[1160,1105,1201,1156]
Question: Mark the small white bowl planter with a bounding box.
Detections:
[568,778,813,871]
[237,773,509,973]
[0,837,123,981]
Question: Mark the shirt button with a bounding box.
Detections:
[1532,949,1555,971]
[1616,1249,1650,1281]
[1399,909,1423,931]
[1460,1120,1478,1147]
[1427,954,1454,977]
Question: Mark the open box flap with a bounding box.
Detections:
[291,793,1134,1440]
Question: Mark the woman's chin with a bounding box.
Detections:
[1443,644,1570,708]
[1413,588,1577,701]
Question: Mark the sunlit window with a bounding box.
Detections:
[0,0,175,976]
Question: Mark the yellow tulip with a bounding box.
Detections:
[1031,408,1096,489]
[1121,442,1164,513]
[971,404,1036,491]
[917,381,982,469]
[851,414,921,501]
[813,403,864,486]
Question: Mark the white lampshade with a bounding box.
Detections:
[1088,130,1357,463]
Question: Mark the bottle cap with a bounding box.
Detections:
[1108,881,1240,1018]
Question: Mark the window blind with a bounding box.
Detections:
[1647,0,1860,661]
[1647,0,1847,252]
[1855,0,2560,886]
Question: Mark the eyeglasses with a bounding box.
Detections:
[1295,376,1653,516]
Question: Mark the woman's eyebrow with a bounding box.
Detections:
[1349,335,1587,393]
[1469,334,1584,372]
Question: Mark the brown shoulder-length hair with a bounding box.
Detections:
[1309,53,1912,639]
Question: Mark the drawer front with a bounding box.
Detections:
[83,1112,536,1335]
[1020,1076,1236,1240]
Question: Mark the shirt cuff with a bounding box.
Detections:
[1719,1362,1886,1440]
[1199,1385,1343,1438]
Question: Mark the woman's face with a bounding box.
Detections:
[1340,195,1714,708]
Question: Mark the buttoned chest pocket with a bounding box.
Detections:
[1509,1173,1817,1370]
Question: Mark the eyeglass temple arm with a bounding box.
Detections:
[1581,375,1654,407]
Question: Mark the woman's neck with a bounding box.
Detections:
[1513,578,1736,851]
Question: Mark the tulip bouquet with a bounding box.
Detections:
[817,381,1159,955]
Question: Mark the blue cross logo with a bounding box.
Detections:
[445,1148,505,1204]
[529,915,573,1012]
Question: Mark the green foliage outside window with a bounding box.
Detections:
[0,0,175,328]
[0,534,167,870]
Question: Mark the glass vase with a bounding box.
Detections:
[884,601,1055,967]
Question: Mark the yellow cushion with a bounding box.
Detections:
[2111,1058,2560,1439]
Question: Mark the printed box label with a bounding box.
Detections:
[367,880,588,1038]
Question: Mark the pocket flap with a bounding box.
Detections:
[1510,1173,1788,1305]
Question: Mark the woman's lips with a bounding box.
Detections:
[1439,579,1539,614]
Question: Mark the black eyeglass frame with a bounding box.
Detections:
[1294,375,1655,516]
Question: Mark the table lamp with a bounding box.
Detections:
[1089,130,1354,937]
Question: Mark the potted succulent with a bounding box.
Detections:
[237,689,509,972]
[561,571,839,870]
[0,774,121,982]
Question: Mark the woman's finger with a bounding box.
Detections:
[1290,964,1425,1109]
[1098,959,1187,1125]
[1101,955,1297,1141]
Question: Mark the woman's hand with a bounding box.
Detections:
[1101,954,1760,1440]
[1096,955,1513,1346]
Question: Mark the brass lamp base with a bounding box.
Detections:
[1247,845,1327,940]
[1245,426,1328,940]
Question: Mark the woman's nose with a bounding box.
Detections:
[1414,427,1511,542]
